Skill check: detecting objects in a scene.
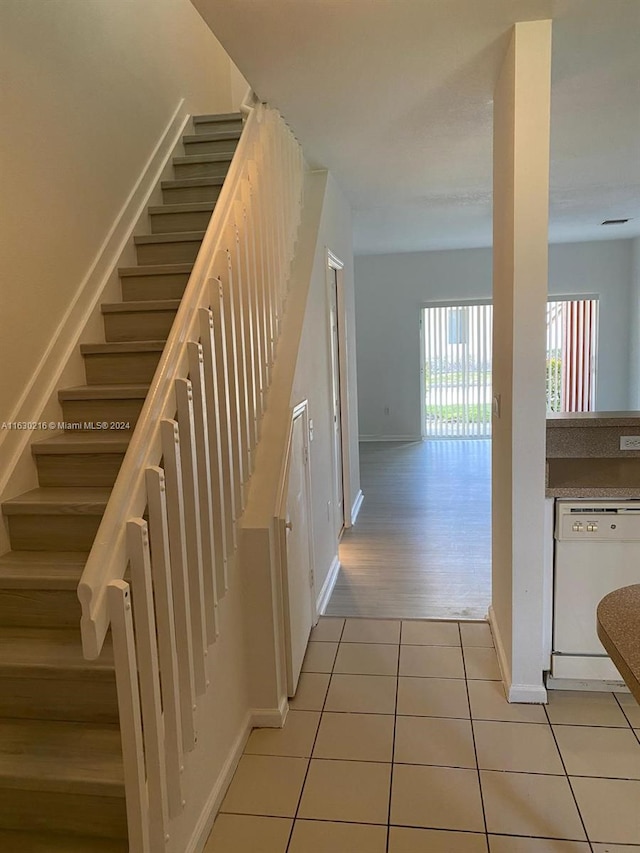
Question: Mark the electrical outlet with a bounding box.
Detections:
[620,436,640,450]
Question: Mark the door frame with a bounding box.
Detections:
[325,249,353,531]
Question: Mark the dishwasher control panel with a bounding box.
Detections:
[556,501,640,541]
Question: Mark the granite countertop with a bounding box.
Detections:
[547,412,640,428]
[547,487,640,498]
[597,585,640,705]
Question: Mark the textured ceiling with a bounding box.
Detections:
[192,0,640,253]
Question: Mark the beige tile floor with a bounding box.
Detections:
[205,618,640,852]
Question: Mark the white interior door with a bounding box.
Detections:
[328,266,345,536]
[281,409,314,695]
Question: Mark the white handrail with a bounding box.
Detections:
[78,100,303,660]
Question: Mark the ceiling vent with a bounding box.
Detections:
[601,218,630,225]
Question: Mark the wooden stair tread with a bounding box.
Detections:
[101,299,181,314]
[118,262,193,277]
[80,341,165,355]
[148,201,215,215]
[183,130,241,144]
[133,230,205,245]
[0,830,127,852]
[2,488,111,515]
[0,552,87,588]
[0,627,113,677]
[162,175,225,190]
[58,384,149,400]
[173,152,234,165]
[32,434,130,454]
[193,111,242,124]
[0,719,124,795]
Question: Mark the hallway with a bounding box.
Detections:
[326,441,491,620]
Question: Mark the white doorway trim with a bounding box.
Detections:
[275,399,317,695]
[326,249,355,531]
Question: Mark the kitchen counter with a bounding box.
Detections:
[597,585,640,704]
[546,412,640,498]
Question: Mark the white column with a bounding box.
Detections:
[491,19,552,702]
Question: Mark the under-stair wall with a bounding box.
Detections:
[240,171,361,714]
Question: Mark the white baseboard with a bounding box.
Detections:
[186,695,288,853]
[508,682,548,703]
[316,554,340,615]
[488,606,547,704]
[185,710,253,853]
[351,490,364,525]
[488,605,512,692]
[251,695,288,728]
[359,435,423,442]
[0,98,190,500]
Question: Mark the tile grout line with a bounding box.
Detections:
[385,622,401,853]
[283,617,348,853]
[612,691,640,745]
[543,703,594,853]
[460,624,490,850]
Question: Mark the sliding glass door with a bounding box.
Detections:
[422,303,493,439]
[422,298,599,439]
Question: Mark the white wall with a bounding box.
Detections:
[0,0,233,431]
[355,239,634,439]
[293,172,359,600]
[629,237,640,409]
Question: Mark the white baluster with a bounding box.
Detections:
[175,378,209,695]
[247,161,271,401]
[240,181,264,443]
[218,242,246,520]
[199,301,233,584]
[108,580,150,853]
[145,465,184,817]
[226,216,252,497]
[187,341,219,642]
[127,519,170,851]
[160,418,196,750]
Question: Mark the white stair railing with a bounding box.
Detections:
[77,100,304,853]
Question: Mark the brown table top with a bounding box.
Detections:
[597,584,640,705]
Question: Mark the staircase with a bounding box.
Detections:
[0,112,243,851]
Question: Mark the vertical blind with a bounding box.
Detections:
[560,299,598,413]
[423,304,493,439]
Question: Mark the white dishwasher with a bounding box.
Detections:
[552,499,640,683]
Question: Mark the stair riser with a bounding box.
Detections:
[60,398,144,429]
[0,677,118,723]
[0,589,80,628]
[162,184,222,205]
[34,454,126,488]
[194,119,243,135]
[150,209,212,234]
[84,351,162,385]
[0,789,127,839]
[120,273,189,302]
[173,160,231,179]
[103,311,177,343]
[7,515,102,552]
[135,239,202,265]
[183,138,238,156]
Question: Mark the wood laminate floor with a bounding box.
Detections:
[325,440,491,620]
